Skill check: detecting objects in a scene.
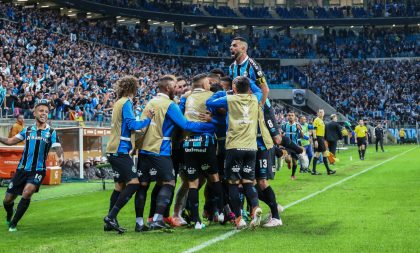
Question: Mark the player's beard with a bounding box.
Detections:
[231,51,241,60]
[169,90,175,100]
[35,115,47,125]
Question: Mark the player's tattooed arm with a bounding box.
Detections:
[0,136,22,146]
[51,145,64,166]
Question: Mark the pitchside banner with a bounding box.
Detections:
[292,89,306,106]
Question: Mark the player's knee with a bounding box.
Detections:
[162,180,175,187]
[115,182,125,191]
[208,173,219,182]
[188,179,199,189]
[22,189,35,199]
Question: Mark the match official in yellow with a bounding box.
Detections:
[311,109,336,175]
[354,120,368,160]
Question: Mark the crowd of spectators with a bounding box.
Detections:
[303,59,419,125]
[1,4,418,59]
[0,4,418,126]
[92,0,419,18]
[0,6,226,122]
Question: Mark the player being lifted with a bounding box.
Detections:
[206,76,263,230]
[228,37,281,145]
[1,99,64,232]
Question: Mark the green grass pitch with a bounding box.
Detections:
[0,145,419,253]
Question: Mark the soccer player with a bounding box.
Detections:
[103,76,154,233]
[312,109,336,175]
[206,76,263,230]
[179,74,224,229]
[281,111,306,180]
[135,76,215,231]
[1,99,64,232]
[374,123,385,152]
[255,107,283,227]
[299,116,313,173]
[354,120,368,160]
[228,37,282,146]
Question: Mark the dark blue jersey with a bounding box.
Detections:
[229,56,271,107]
[15,124,61,172]
[281,122,302,145]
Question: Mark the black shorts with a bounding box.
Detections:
[138,154,175,182]
[171,147,185,177]
[217,140,226,177]
[256,148,275,180]
[184,143,218,181]
[225,149,257,181]
[315,137,327,152]
[264,105,280,137]
[281,136,303,155]
[357,137,367,147]
[7,169,46,195]
[107,154,136,183]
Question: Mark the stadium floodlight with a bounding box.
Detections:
[118,19,125,22]
[309,26,313,29]
[351,25,354,28]
[148,19,151,21]
[116,16,121,18]
[17,0,28,2]
[40,5,49,8]
[87,16,92,18]
[269,26,274,29]
[190,24,196,27]
[68,14,76,17]
[153,22,160,25]
[87,12,91,14]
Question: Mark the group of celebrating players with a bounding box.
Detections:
[102,37,340,233]
[1,37,371,233]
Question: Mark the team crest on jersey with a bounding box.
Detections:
[45,132,51,138]
[149,168,157,176]
[132,166,137,173]
[137,170,143,177]
[187,167,196,175]
[243,71,248,77]
[243,166,252,173]
[201,164,209,171]
[8,182,13,189]
[231,165,240,173]
[242,105,250,118]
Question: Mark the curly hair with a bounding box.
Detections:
[114,76,138,99]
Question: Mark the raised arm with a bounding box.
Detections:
[0,127,27,146]
[122,100,152,131]
[206,91,228,110]
[167,103,214,133]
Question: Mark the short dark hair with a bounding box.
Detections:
[220,77,232,89]
[192,73,208,88]
[209,68,225,77]
[232,37,247,43]
[210,83,224,93]
[233,76,250,94]
[288,111,295,115]
[158,76,176,90]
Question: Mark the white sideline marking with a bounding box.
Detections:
[182,147,417,253]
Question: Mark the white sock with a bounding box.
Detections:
[136,217,144,226]
[153,214,163,222]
